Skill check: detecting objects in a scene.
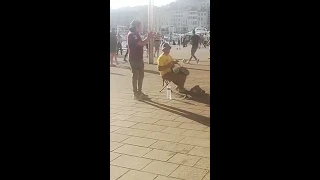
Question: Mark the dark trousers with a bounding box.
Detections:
[117,42,122,55]
[129,60,144,93]
[191,46,198,56]
[124,49,128,60]
[203,41,208,48]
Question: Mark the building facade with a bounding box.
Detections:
[110,0,210,33]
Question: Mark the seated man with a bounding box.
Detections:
[157,43,187,93]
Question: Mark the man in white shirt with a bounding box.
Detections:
[203,33,209,48]
[117,34,123,55]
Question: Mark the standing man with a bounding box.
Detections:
[117,34,123,55]
[110,29,118,66]
[154,32,161,58]
[186,30,200,64]
[123,44,128,62]
[127,20,152,100]
[203,33,208,48]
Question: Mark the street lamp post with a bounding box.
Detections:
[148,0,154,64]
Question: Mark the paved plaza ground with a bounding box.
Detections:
[110,46,211,180]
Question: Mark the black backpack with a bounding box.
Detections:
[190,85,205,95]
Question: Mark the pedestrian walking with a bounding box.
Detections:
[117,34,123,55]
[110,29,118,66]
[123,44,128,62]
[199,34,203,49]
[127,20,152,100]
[154,32,161,57]
[185,30,200,64]
[203,33,208,48]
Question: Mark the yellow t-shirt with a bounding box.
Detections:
[157,53,173,76]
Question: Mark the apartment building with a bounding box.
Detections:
[110,0,210,33]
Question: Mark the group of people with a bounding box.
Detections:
[110,30,164,66]
[110,30,129,66]
[113,19,189,100]
[110,20,211,100]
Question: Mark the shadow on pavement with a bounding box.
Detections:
[143,99,210,127]
[172,91,210,106]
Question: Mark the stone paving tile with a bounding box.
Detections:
[151,110,177,115]
[169,165,208,180]
[110,126,122,132]
[143,149,177,161]
[122,136,157,147]
[110,165,129,180]
[110,113,117,118]
[194,157,210,170]
[114,144,152,157]
[110,120,137,128]
[150,141,194,154]
[187,147,210,158]
[173,117,194,123]
[154,120,182,128]
[112,114,131,120]
[181,130,210,139]
[178,123,207,131]
[154,176,181,180]
[132,103,156,108]
[110,97,126,102]
[142,160,179,176]
[110,118,117,123]
[110,52,210,179]
[118,170,157,180]
[110,152,121,161]
[202,172,210,180]
[131,123,167,131]
[168,153,201,166]
[110,133,131,142]
[110,155,153,170]
[110,141,123,151]
[110,109,121,114]
[179,137,210,148]
[153,114,179,121]
[118,106,138,111]
[146,132,186,142]
[110,104,122,108]
[111,101,136,106]
[161,127,186,135]
[126,116,160,124]
[132,112,157,118]
[134,107,157,113]
[114,127,152,137]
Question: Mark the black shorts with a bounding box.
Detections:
[191,46,198,55]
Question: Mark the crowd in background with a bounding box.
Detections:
[110,29,210,66]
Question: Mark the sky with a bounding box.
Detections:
[110,0,177,9]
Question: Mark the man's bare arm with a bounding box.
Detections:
[137,32,152,46]
[137,38,149,46]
